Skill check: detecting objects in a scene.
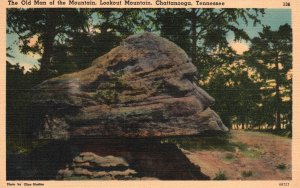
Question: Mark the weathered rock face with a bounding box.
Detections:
[57,152,139,180]
[33,33,228,139]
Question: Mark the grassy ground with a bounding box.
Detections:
[162,130,291,180]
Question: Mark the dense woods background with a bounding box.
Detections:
[6,8,292,153]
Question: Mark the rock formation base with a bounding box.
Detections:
[7,139,210,180]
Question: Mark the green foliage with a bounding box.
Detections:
[154,9,293,132]
[155,9,265,75]
[224,153,234,161]
[241,170,253,177]
[213,171,228,180]
[204,66,263,128]
[200,24,292,132]
[157,9,192,53]
[244,24,292,130]
[6,62,46,154]
[223,152,236,164]
[7,8,90,78]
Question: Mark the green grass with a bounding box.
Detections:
[223,152,235,163]
[160,133,247,152]
[160,132,265,160]
[241,147,262,158]
[213,171,228,180]
[245,129,292,138]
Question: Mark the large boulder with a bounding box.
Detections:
[33,33,228,139]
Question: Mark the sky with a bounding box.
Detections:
[229,9,291,54]
[6,9,292,72]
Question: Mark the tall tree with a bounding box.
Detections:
[204,60,262,128]
[157,9,191,53]
[7,8,89,79]
[244,24,292,130]
[156,9,265,78]
[59,9,155,71]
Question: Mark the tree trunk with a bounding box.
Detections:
[39,10,57,80]
[275,54,281,130]
[191,9,197,65]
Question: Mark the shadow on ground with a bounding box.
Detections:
[7,138,210,180]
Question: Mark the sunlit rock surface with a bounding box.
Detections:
[33,33,228,139]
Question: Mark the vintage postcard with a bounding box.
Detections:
[0,0,299,187]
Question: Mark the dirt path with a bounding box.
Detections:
[183,130,291,180]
